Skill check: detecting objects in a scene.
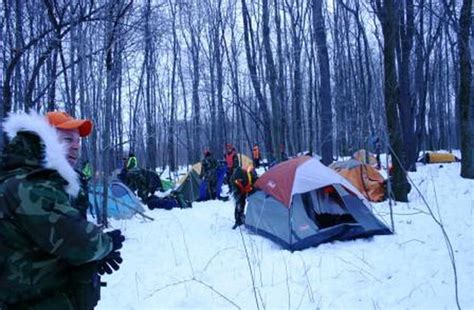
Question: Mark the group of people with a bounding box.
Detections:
[0,111,125,309]
[199,143,260,229]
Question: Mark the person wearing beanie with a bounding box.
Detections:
[201,148,219,200]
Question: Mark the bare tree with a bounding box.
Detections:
[0,0,465,183]
[144,0,157,170]
[313,0,333,165]
[458,0,473,178]
[262,0,283,160]
[241,0,274,159]
[396,0,417,171]
[168,0,178,172]
[374,0,410,201]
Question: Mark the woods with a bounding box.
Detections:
[1,0,472,184]
[1,2,474,310]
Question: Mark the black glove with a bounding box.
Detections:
[97,251,123,275]
[106,229,125,251]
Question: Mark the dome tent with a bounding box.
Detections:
[330,159,386,202]
[89,180,146,220]
[245,156,391,251]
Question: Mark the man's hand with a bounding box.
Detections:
[97,251,123,275]
[97,230,125,275]
[106,229,125,251]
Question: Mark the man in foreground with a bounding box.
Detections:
[0,111,124,309]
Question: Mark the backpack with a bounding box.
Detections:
[147,195,177,210]
[146,192,192,210]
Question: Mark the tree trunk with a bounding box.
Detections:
[415,0,427,154]
[274,0,287,157]
[262,0,282,161]
[289,1,303,154]
[377,0,410,201]
[241,0,274,159]
[14,0,24,111]
[397,0,416,171]
[46,48,58,111]
[102,2,115,227]
[459,0,473,178]
[313,0,333,165]
[214,4,227,152]
[208,36,217,153]
[168,1,178,172]
[144,0,157,170]
[191,29,201,162]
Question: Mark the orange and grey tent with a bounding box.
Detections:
[353,149,377,166]
[245,156,391,251]
[330,160,386,202]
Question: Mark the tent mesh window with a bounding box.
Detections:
[301,186,356,229]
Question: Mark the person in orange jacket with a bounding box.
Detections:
[224,143,239,187]
[230,165,257,229]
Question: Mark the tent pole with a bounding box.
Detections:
[288,204,293,251]
[386,149,395,233]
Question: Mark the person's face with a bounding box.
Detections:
[57,129,81,166]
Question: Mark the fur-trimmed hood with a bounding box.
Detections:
[3,111,80,197]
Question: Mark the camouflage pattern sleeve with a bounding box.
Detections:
[15,179,113,265]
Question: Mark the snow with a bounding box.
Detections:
[98,162,473,309]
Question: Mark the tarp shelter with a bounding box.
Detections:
[246,156,391,251]
[89,181,145,220]
[419,152,460,164]
[330,160,386,202]
[353,149,377,166]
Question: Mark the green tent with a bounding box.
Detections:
[174,170,202,203]
[161,179,174,191]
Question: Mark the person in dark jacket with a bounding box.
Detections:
[201,149,219,200]
[252,144,261,168]
[280,144,288,162]
[126,168,163,204]
[0,111,124,309]
[370,137,382,170]
[230,165,257,229]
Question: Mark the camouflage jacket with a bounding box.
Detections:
[73,170,92,219]
[125,168,162,202]
[201,155,218,180]
[0,112,113,306]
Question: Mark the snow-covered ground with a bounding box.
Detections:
[98,162,473,309]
